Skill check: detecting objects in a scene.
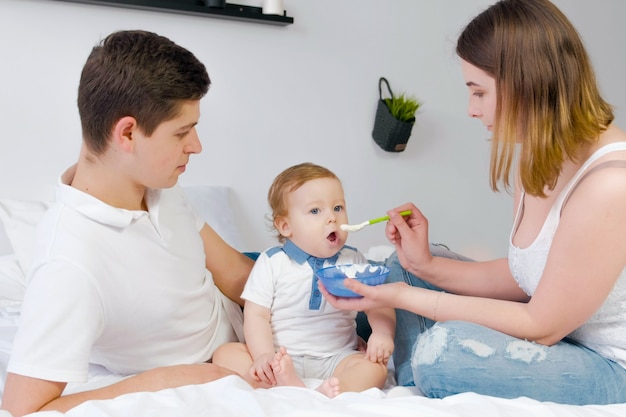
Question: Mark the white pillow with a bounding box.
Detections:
[0,220,12,256]
[0,200,53,278]
[0,254,26,310]
[182,185,243,251]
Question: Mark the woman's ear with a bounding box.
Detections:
[274,216,291,239]
[112,116,138,152]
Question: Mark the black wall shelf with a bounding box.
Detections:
[52,0,294,26]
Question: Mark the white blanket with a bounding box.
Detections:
[17,375,626,417]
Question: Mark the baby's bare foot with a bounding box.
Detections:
[271,346,305,388]
[316,377,340,398]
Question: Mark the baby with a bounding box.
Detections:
[213,162,395,397]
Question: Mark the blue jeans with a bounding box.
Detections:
[385,245,626,405]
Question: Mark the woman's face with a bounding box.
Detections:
[461,59,497,132]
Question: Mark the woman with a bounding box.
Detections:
[321,0,626,405]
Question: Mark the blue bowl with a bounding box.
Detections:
[316,264,390,298]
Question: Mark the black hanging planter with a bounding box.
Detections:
[372,77,417,153]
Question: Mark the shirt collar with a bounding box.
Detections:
[282,239,341,265]
[282,239,309,264]
[57,165,160,228]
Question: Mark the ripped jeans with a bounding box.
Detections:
[385,245,626,405]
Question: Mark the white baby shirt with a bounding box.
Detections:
[242,240,366,357]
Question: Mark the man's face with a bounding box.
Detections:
[130,100,202,189]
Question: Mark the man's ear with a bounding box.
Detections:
[275,216,291,239]
[112,116,138,152]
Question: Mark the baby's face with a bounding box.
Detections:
[278,177,349,258]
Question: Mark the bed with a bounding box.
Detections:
[0,186,624,417]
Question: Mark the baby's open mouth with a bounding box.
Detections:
[327,232,337,243]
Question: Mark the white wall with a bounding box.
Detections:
[1,0,625,259]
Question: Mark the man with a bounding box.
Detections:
[1,30,253,416]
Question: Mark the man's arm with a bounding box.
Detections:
[200,223,254,306]
[2,373,66,417]
[2,363,237,416]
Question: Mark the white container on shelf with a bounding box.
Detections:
[262,0,284,15]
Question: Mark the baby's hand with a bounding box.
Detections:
[249,352,277,386]
[364,333,394,365]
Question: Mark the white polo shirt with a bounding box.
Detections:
[242,240,366,357]
[8,176,241,383]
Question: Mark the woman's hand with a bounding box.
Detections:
[386,203,433,276]
[319,279,406,312]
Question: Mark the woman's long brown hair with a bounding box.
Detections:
[456,0,613,197]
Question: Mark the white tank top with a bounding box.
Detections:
[508,142,626,368]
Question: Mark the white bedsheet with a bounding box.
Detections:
[2,314,625,417]
[17,375,626,417]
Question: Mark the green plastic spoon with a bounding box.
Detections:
[340,210,412,232]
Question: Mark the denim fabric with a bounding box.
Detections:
[355,311,372,341]
[385,245,626,405]
[385,244,471,387]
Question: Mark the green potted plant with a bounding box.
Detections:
[372,77,421,152]
[384,93,421,123]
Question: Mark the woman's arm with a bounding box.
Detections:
[416,256,529,301]
[386,204,529,301]
[521,165,626,344]
[325,167,626,345]
[320,277,553,346]
[323,245,617,347]
[200,223,254,306]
